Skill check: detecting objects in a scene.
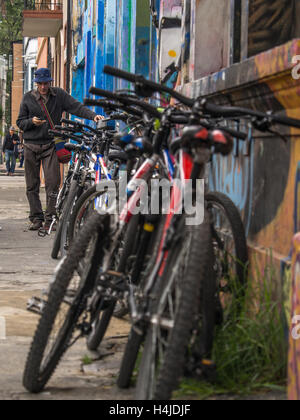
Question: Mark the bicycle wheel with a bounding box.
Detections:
[51,180,79,260]
[117,215,166,389]
[51,221,63,260]
[23,212,109,393]
[206,192,248,321]
[135,216,216,400]
[59,180,85,258]
[86,215,140,351]
[68,185,99,245]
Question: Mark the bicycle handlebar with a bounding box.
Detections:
[89,86,163,118]
[84,98,144,118]
[102,66,300,131]
[55,125,94,138]
[61,118,98,134]
[103,65,194,107]
[201,100,300,129]
[48,129,84,143]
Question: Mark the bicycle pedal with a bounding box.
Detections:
[27,296,47,316]
[38,228,48,238]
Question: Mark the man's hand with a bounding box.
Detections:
[94,115,105,123]
[32,117,46,126]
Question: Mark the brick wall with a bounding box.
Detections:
[11,42,24,128]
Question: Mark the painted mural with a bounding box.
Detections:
[71,0,153,119]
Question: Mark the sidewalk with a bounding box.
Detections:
[0,171,132,400]
[0,162,25,177]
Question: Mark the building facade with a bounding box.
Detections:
[11,41,24,128]
[0,55,7,162]
[0,55,7,136]
[23,38,38,94]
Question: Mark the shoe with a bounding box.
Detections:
[29,220,44,231]
[6,172,9,176]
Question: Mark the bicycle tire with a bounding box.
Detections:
[68,185,99,244]
[117,215,166,389]
[59,181,84,258]
[51,221,63,260]
[51,180,78,260]
[206,191,248,320]
[135,217,215,400]
[23,212,108,393]
[117,328,143,389]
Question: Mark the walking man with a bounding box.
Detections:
[17,68,104,231]
[2,127,20,176]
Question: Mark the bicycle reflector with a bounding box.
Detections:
[210,130,233,155]
[195,127,209,140]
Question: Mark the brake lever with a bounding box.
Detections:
[252,117,288,143]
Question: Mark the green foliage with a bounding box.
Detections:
[0,0,23,58]
[0,0,24,127]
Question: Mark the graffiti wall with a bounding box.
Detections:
[71,0,151,114]
[183,40,300,267]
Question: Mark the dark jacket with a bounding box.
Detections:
[3,133,20,153]
[16,87,97,144]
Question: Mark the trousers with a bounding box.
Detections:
[24,142,60,222]
[5,150,16,174]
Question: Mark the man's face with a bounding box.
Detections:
[9,130,14,136]
[37,82,51,96]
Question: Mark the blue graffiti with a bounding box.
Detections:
[209,125,254,237]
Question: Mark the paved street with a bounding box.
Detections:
[0,164,132,400]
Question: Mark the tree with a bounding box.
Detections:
[0,0,23,58]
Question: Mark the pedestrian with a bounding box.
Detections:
[16,67,104,231]
[2,127,20,176]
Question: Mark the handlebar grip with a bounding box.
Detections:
[169,115,189,124]
[104,66,194,107]
[84,99,102,107]
[109,113,128,121]
[104,65,138,84]
[89,87,117,99]
[202,102,241,117]
[221,127,247,140]
[48,129,67,138]
[202,100,300,130]
[61,118,75,126]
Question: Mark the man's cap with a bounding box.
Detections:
[33,68,53,83]
[9,126,16,131]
